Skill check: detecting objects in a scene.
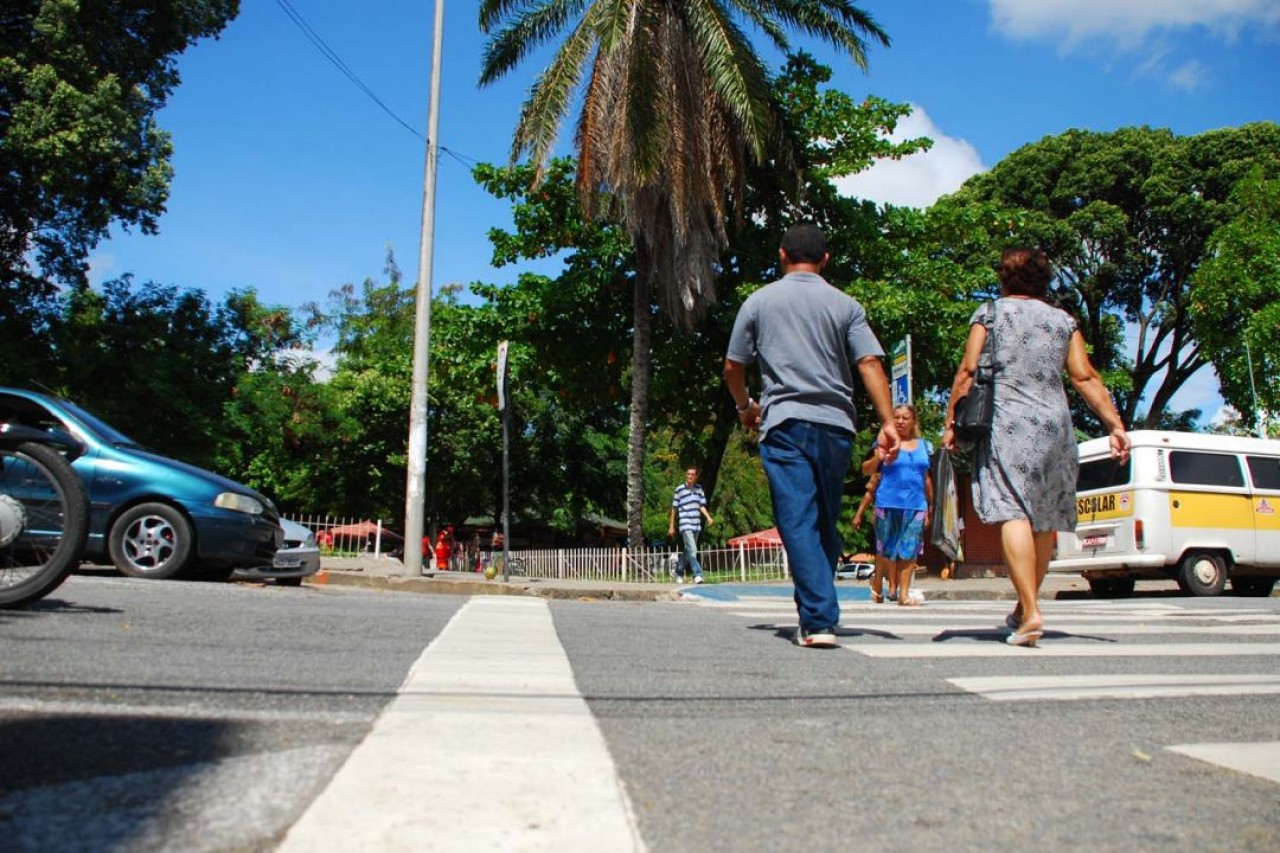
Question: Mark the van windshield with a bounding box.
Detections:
[1077,458,1130,492]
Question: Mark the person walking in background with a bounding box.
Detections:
[724,223,900,648]
[943,248,1129,647]
[850,466,879,532]
[852,452,890,600]
[867,405,933,606]
[668,467,714,584]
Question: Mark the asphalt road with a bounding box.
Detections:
[2,574,1277,851]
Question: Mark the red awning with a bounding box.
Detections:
[726,527,782,549]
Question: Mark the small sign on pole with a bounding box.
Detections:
[496,340,509,411]
[891,335,912,407]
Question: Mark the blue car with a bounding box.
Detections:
[0,387,281,580]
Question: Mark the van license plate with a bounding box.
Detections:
[1081,534,1108,549]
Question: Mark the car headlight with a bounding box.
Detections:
[214,492,264,515]
[303,531,317,548]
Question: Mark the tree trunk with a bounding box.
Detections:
[626,262,654,547]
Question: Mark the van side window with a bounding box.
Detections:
[1247,456,1280,490]
[1169,451,1244,488]
[1077,458,1130,492]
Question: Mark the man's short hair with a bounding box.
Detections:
[780,223,828,264]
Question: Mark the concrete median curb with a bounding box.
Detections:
[313,569,682,602]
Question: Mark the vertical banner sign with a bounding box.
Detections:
[891,335,912,408]
[496,340,509,411]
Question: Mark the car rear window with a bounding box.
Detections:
[1169,451,1245,488]
[1077,458,1130,492]
[1247,455,1280,490]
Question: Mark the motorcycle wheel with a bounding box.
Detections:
[0,442,89,608]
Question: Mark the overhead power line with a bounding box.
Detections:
[273,0,426,143]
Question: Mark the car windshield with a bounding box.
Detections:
[60,400,146,450]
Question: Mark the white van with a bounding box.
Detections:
[1050,431,1279,597]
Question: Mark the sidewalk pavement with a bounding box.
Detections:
[309,555,1159,603]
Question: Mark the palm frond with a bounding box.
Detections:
[480,1,585,86]
[511,17,600,173]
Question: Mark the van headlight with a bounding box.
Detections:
[215,493,264,515]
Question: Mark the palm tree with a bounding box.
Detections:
[479,0,889,545]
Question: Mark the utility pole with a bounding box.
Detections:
[404,0,445,576]
[1245,338,1265,439]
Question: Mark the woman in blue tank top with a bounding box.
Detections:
[868,405,933,605]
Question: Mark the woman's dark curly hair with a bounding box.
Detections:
[999,248,1052,297]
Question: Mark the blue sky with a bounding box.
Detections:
[89,0,1279,417]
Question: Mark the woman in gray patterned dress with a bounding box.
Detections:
[942,249,1129,647]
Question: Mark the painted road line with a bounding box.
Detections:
[850,642,1280,658]
[949,674,1280,702]
[741,622,1280,636]
[279,596,644,852]
[1166,742,1280,785]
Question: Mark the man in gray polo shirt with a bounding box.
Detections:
[723,223,899,647]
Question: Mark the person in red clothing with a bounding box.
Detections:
[435,528,452,571]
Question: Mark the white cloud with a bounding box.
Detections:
[989,0,1280,46]
[832,106,986,209]
[86,252,116,287]
[988,0,1280,89]
[1168,59,1211,91]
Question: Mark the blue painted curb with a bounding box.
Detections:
[681,583,874,603]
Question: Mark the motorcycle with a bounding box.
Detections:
[0,422,90,608]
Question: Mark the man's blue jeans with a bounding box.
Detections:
[678,529,703,579]
[759,419,853,631]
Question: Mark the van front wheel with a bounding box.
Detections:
[1176,552,1227,596]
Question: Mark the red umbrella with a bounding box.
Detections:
[326,521,404,541]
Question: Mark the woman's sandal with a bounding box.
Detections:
[898,597,922,607]
[871,590,884,604]
[1005,628,1043,647]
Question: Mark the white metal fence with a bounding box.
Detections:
[285,514,403,558]
[284,515,790,584]
[487,545,790,584]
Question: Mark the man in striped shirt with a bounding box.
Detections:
[668,467,714,584]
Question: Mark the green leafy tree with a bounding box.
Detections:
[479,0,891,544]
[53,278,301,470]
[1,0,239,398]
[1,0,238,286]
[1191,167,1280,431]
[944,122,1280,428]
[307,264,418,520]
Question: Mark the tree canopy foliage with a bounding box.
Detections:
[940,122,1280,428]
[1190,167,1280,432]
[1,0,239,288]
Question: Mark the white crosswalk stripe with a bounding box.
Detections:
[949,674,1280,701]
[686,592,1280,697]
[280,597,645,852]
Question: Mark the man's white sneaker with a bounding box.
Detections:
[693,576,705,585]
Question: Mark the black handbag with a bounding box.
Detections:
[952,301,997,442]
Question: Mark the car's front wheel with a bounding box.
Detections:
[108,503,194,580]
